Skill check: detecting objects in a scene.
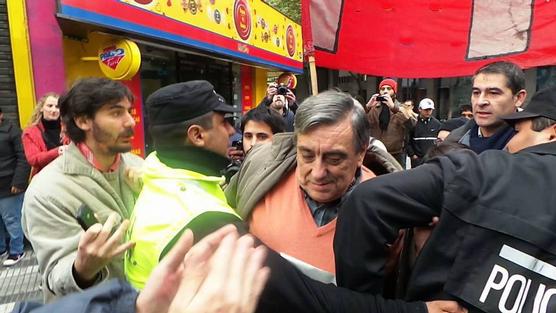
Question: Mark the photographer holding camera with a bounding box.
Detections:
[264,84,295,132]
[262,82,298,111]
[366,78,411,166]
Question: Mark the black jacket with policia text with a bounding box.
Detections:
[335,142,556,313]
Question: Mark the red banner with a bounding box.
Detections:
[121,75,146,158]
[302,0,556,78]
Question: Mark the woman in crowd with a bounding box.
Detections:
[22,93,67,177]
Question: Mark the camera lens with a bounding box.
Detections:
[277,86,288,95]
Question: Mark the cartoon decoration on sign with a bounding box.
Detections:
[181,0,202,14]
[204,1,224,24]
[258,18,270,43]
[190,0,199,14]
[234,0,251,41]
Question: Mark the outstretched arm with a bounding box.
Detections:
[335,163,445,293]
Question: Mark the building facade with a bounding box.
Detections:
[7,0,303,156]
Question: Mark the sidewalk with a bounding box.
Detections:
[0,247,41,313]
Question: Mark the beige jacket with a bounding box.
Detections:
[22,142,143,302]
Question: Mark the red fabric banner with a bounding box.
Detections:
[302,0,556,78]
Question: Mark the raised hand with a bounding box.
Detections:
[73,213,135,286]
[136,225,237,313]
[168,229,270,313]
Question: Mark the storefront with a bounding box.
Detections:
[15,0,303,156]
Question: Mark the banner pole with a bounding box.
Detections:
[308,55,318,95]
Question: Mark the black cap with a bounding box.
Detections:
[501,85,556,122]
[146,80,239,126]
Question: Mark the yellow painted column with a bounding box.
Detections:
[7,0,36,127]
[253,67,268,107]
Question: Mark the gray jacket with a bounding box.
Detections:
[22,142,143,302]
[444,119,475,146]
[225,132,402,219]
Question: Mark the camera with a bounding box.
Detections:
[277,85,289,95]
[376,95,386,102]
[232,140,243,152]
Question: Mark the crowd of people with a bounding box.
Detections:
[1,60,555,313]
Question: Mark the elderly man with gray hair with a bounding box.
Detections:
[226,90,395,281]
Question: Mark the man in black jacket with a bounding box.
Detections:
[407,98,442,167]
[445,61,527,153]
[0,107,30,266]
[335,85,556,313]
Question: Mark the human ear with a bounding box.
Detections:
[356,146,368,167]
[514,89,527,108]
[74,116,92,131]
[186,125,206,147]
[546,124,556,141]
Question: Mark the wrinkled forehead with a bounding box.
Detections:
[296,120,358,151]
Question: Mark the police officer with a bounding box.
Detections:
[335,85,556,313]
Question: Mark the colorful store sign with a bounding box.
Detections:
[98,39,141,80]
[277,72,297,89]
[57,0,303,73]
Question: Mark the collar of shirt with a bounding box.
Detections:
[77,142,122,173]
[303,167,363,226]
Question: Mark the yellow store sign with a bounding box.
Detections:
[120,0,303,63]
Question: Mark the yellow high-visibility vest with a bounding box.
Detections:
[124,152,241,289]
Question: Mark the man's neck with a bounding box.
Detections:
[83,140,118,172]
[156,145,230,177]
[479,123,506,138]
[272,107,284,115]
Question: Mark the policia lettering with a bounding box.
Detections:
[479,245,556,313]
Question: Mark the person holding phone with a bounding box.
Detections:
[366,78,411,166]
[11,226,270,313]
[22,78,144,302]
